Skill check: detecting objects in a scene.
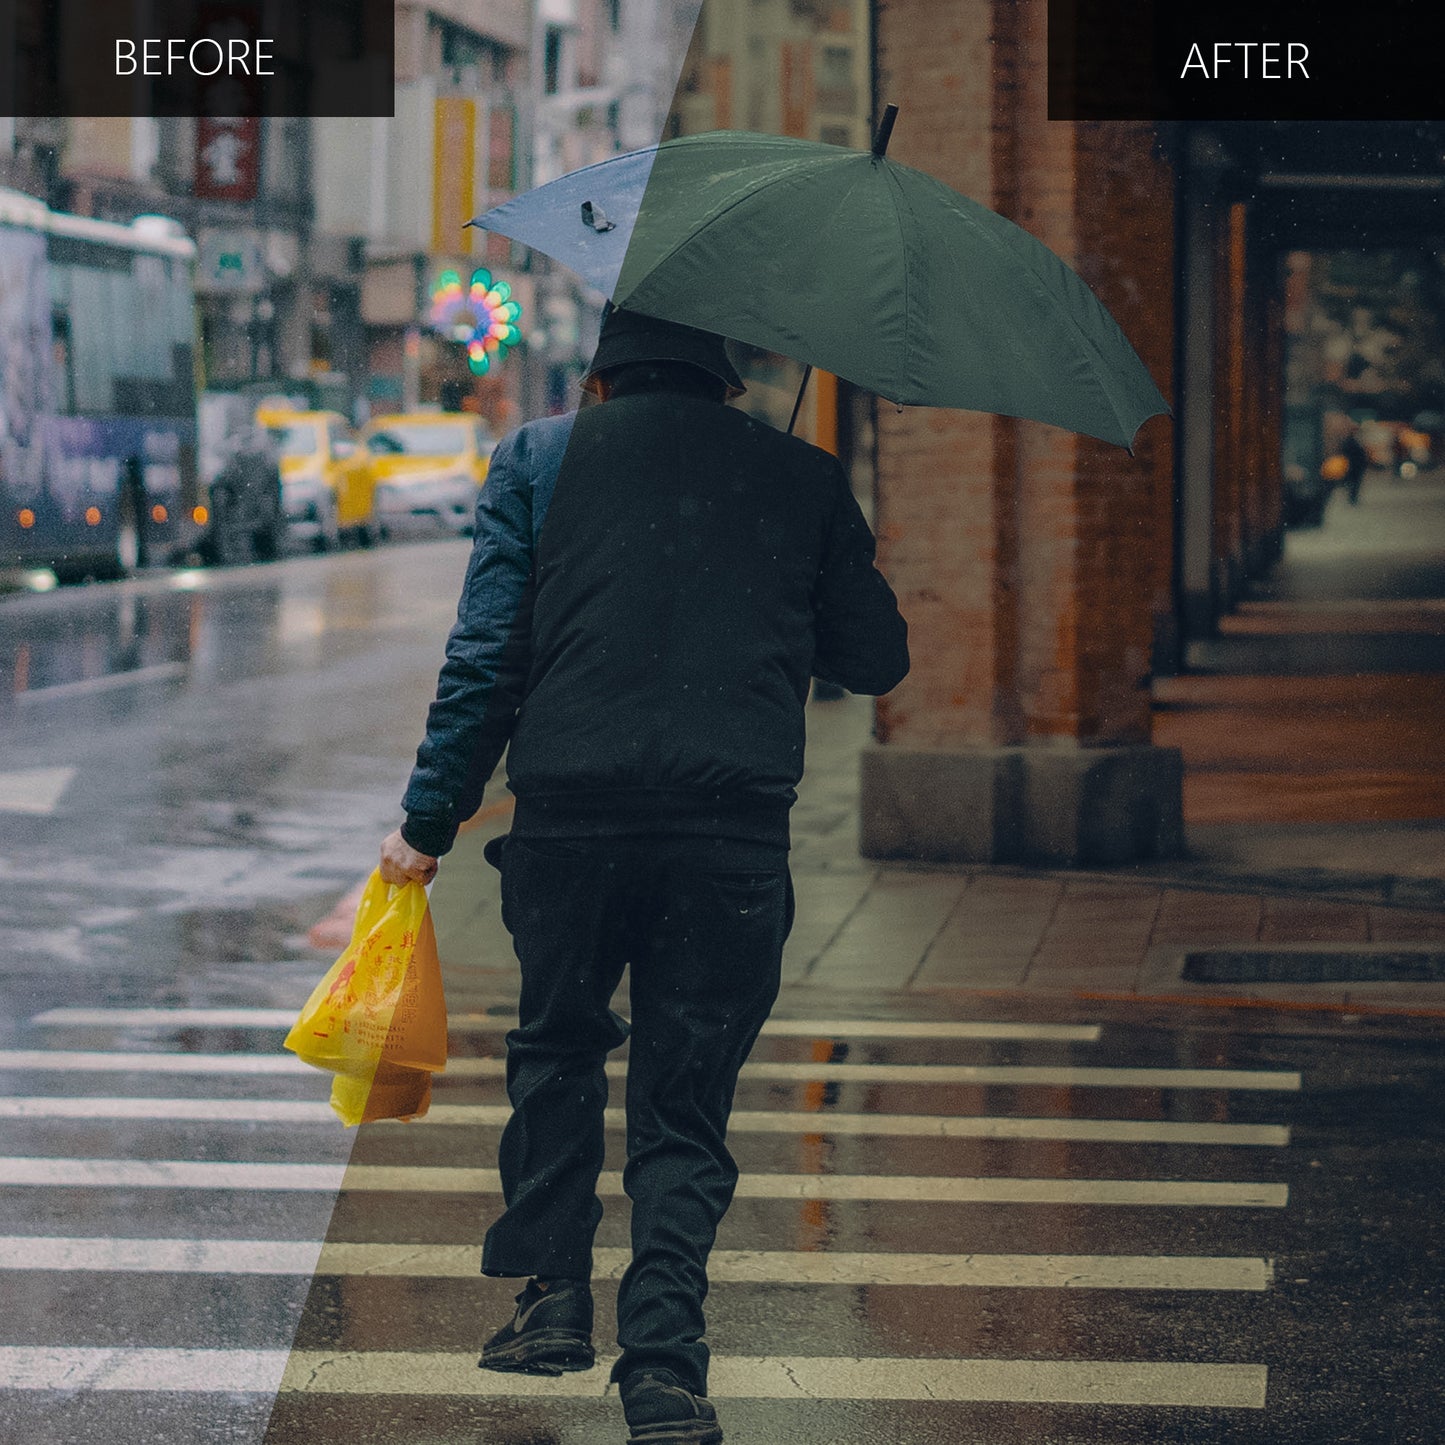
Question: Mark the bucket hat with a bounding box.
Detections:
[582,304,745,398]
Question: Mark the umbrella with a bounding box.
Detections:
[472,107,1168,449]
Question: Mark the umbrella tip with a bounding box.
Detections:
[871,104,899,159]
[581,200,617,233]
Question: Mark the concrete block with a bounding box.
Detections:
[860,743,1184,867]
[858,745,1024,864]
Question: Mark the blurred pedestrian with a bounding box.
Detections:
[1341,421,1369,505]
[379,306,908,1444]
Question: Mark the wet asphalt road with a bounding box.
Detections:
[0,544,475,1015]
[2,548,1445,1443]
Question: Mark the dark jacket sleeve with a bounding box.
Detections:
[400,429,536,856]
[811,465,910,695]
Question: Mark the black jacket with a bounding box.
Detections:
[402,392,908,855]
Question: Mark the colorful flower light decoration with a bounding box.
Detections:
[428,268,524,375]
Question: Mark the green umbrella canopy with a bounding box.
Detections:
[474,124,1169,449]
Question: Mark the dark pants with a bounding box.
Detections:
[481,832,792,1395]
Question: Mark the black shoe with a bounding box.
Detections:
[620,1369,724,1444]
[479,1277,596,1376]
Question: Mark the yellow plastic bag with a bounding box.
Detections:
[285,871,448,1125]
[329,1060,433,1127]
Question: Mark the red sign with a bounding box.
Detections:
[193,4,261,199]
[195,115,260,201]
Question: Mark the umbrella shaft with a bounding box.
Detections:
[788,365,814,436]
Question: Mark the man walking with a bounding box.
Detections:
[379,307,908,1443]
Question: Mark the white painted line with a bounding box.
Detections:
[328,1244,1274,1291]
[0,1096,1289,1146]
[0,1097,331,1123]
[0,1051,313,1076]
[280,1351,1270,1408]
[0,1237,325,1275]
[722,1062,1302,1091]
[16,661,186,704]
[609,1248,1275,1292]
[0,1347,1268,1407]
[30,1008,1102,1043]
[0,1158,1288,1207]
[31,1009,302,1028]
[0,1158,345,1190]
[677,1110,1289,1148]
[0,1237,1273,1291]
[0,1346,288,1393]
[757,1019,1103,1042]
[719,1174,1289,1208]
[0,1051,1302,1091]
[0,766,77,816]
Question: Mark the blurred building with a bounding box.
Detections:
[673,0,870,148]
[527,0,701,414]
[669,0,873,472]
[311,0,697,424]
[0,1,697,430]
[311,2,531,426]
[0,113,328,407]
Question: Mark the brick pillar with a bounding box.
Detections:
[1246,217,1286,572]
[860,0,1182,866]
[1214,201,1249,607]
[1216,199,1285,593]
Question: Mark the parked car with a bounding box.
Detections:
[361,412,495,538]
[197,392,284,566]
[261,410,375,550]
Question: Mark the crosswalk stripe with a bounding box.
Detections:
[0,1347,1269,1407]
[0,766,77,816]
[760,1018,1104,1041]
[0,1097,329,1122]
[0,1051,312,1076]
[28,1009,1103,1042]
[0,1237,1274,1291]
[0,1158,347,1190]
[718,1110,1288,1145]
[722,1062,1301,1090]
[16,661,187,704]
[0,1096,1289,1146]
[0,1158,1288,1206]
[0,1346,288,1393]
[0,1051,1303,1091]
[281,1351,1270,1408]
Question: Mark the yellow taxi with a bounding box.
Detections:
[361,412,496,538]
[259,409,375,550]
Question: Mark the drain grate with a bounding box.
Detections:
[1183,951,1445,985]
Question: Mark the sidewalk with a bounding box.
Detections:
[419,470,1445,1018]
[428,691,1445,1019]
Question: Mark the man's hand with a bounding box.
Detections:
[380,829,439,887]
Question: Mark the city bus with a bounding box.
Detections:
[0,187,202,581]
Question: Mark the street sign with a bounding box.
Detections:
[196,228,264,293]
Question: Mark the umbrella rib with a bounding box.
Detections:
[928,185,1145,437]
[617,151,851,308]
[880,162,916,405]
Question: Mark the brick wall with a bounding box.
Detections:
[874,0,1175,752]
[872,0,1004,747]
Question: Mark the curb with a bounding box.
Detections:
[908,982,1445,1021]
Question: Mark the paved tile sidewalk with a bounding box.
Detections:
[428,694,1445,1017]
